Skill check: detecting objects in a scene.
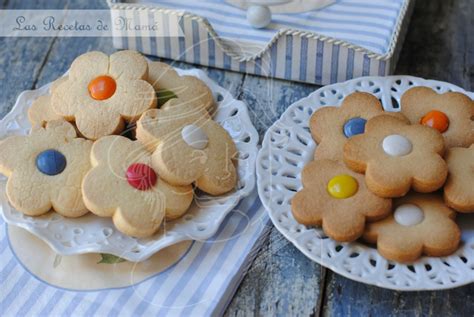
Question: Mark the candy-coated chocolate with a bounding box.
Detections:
[126,163,157,191]
[420,110,449,133]
[327,174,358,199]
[394,204,424,226]
[36,149,67,176]
[181,124,209,150]
[88,75,116,100]
[382,134,413,157]
[343,117,367,138]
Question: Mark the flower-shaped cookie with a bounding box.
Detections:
[291,160,392,242]
[401,87,474,148]
[136,100,237,195]
[444,145,474,212]
[0,121,92,217]
[363,193,461,263]
[28,76,67,127]
[51,50,157,140]
[343,115,447,198]
[310,92,385,160]
[147,61,214,112]
[82,135,193,238]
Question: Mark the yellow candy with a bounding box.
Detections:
[327,174,358,199]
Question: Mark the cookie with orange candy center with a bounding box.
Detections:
[51,50,157,140]
[291,159,392,242]
[343,114,447,198]
[363,193,461,263]
[400,87,474,148]
[444,145,474,212]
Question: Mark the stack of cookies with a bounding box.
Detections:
[0,50,238,238]
[292,90,474,262]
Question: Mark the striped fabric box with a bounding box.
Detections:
[109,0,415,85]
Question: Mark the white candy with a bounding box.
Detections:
[382,134,413,157]
[247,5,272,29]
[181,124,209,150]
[394,204,425,227]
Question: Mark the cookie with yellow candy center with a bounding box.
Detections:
[291,159,392,242]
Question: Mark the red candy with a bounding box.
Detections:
[126,163,157,191]
[88,75,116,100]
[420,110,449,133]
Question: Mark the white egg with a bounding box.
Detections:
[247,5,272,29]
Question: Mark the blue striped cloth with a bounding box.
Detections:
[0,192,269,316]
[140,0,404,54]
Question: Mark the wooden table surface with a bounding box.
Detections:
[1,0,473,316]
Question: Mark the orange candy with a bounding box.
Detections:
[420,110,449,133]
[88,76,116,100]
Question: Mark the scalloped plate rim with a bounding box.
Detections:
[257,75,474,291]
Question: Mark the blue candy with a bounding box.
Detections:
[36,149,67,176]
[343,117,367,138]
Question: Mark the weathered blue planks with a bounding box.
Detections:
[0,0,67,118]
[322,273,474,317]
[395,0,473,91]
[225,76,323,316]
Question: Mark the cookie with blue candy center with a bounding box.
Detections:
[0,121,92,217]
[310,92,386,161]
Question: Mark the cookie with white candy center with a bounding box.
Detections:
[136,100,237,195]
[363,193,461,263]
[343,114,448,198]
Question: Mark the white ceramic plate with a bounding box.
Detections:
[0,67,259,262]
[256,75,474,290]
